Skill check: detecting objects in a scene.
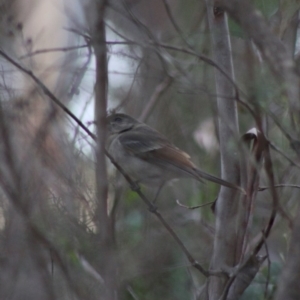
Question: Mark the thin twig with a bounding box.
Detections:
[253,141,290,256]
[268,110,295,142]
[69,39,92,98]
[19,40,135,60]
[113,56,145,111]
[139,76,173,122]
[270,142,300,169]
[19,44,89,59]
[157,43,243,96]
[176,199,215,209]
[258,184,300,191]
[161,0,193,49]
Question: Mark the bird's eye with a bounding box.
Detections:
[114,117,122,123]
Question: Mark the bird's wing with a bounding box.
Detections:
[117,122,242,191]
[118,125,169,153]
[149,144,196,169]
[119,125,198,174]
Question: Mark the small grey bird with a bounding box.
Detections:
[106,113,242,195]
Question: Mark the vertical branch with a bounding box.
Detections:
[93,0,109,238]
[92,1,118,299]
[205,2,241,299]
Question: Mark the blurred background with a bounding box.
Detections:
[0,0,299,299]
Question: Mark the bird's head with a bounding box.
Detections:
[107,113,139,134]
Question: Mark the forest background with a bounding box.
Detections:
[0,0,299,299]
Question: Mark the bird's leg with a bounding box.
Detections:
[152,182,165,204]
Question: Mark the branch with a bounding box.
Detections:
[205,2,241,299]
[176,199,215,210]
[139,75,172,122]
[258,184,300,191]
[270,142,300,169]
[19,40,136,59]
[19,44,89,59]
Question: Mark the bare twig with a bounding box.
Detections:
[155,43,243,96]
[176,199,215,209]
[113,56,145,112]
[268,111,295,143]
[161,0,193,49]
[69,39,92,98]
[258,184,300,191]
[139,76,173,122]
[253,141,291,256]
[270,142,300,169]
[19,44,89,59]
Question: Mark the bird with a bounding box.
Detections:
[106,113,242,199]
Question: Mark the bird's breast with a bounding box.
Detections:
[107,136,166,186]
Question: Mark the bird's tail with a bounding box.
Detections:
[194,168,245,193]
